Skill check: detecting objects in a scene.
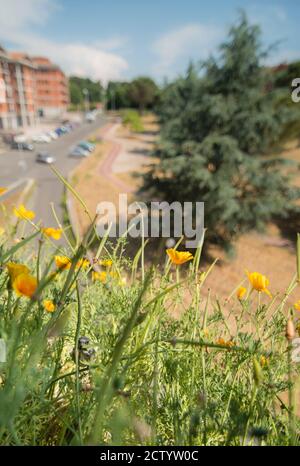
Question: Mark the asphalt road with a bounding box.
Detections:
[0,115,107,227]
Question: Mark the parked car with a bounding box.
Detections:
[11,142,34,151]
[54,127,64,136]
[32,133,51,143]
[60,126,70,134]
[47,131,58,140]
[85,112,96,123]
[78,141,95,152]
[69,146,90,158]
[36,152,55,164]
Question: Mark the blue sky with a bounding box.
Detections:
[0,0,299,84]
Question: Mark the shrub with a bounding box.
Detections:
[121,109,144,133]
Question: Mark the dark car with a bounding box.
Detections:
[54,127,64,136]
[36,152,56,164]
[11,141,34,151]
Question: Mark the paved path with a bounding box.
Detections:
[0,116,107,227]
[99,140,134,193]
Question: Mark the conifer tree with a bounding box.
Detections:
[142,14,299,250]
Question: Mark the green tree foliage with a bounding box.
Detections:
[271,61,300,143]
[69,76,103,104]
[69,80,83,105]
[127,76,159,113]
[106,77,159,111]
[142,15,299,250]
[273,61,300,88]
[106,81,132,110]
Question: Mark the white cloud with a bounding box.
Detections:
[152,23,223,76]
[0,0,57,30]
[0,0,128,84]
[93,36,129,52]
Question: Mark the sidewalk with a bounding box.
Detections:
[69,117,157,235]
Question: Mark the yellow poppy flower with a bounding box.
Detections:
[77,258,90,269]
[294,300,300,311]
[246,271,272,298]
[13,273,37,298]
[99,259,113,267]
[42,227,62,240]
[166,248,193,265]
[6,262,30,281]
[43,299,55,313]
[13,204,35,220]
[55,255,71,270]
[216,337,235,348]
[0,187,7,195]
[260,355,269,368]
[92,271,107,283]
[237,286,247,300]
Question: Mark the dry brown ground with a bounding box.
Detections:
[201,141,300,305]
[203,227,297,305]
[70,117,300,306]
[70,115,158,235]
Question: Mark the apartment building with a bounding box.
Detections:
[0,47,37,130]
[0,46,69,131]
[32,57,69,118]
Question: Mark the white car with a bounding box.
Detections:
[85,112,96,123]
[32,133,51,143]
[48,131,58,140]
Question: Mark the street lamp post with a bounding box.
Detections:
[82,88,89,113]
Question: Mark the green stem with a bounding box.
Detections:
[242,385,257,445]
[74,280,83,444]
[287,341,296,445]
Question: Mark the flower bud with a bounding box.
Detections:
[285,319,295,341]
